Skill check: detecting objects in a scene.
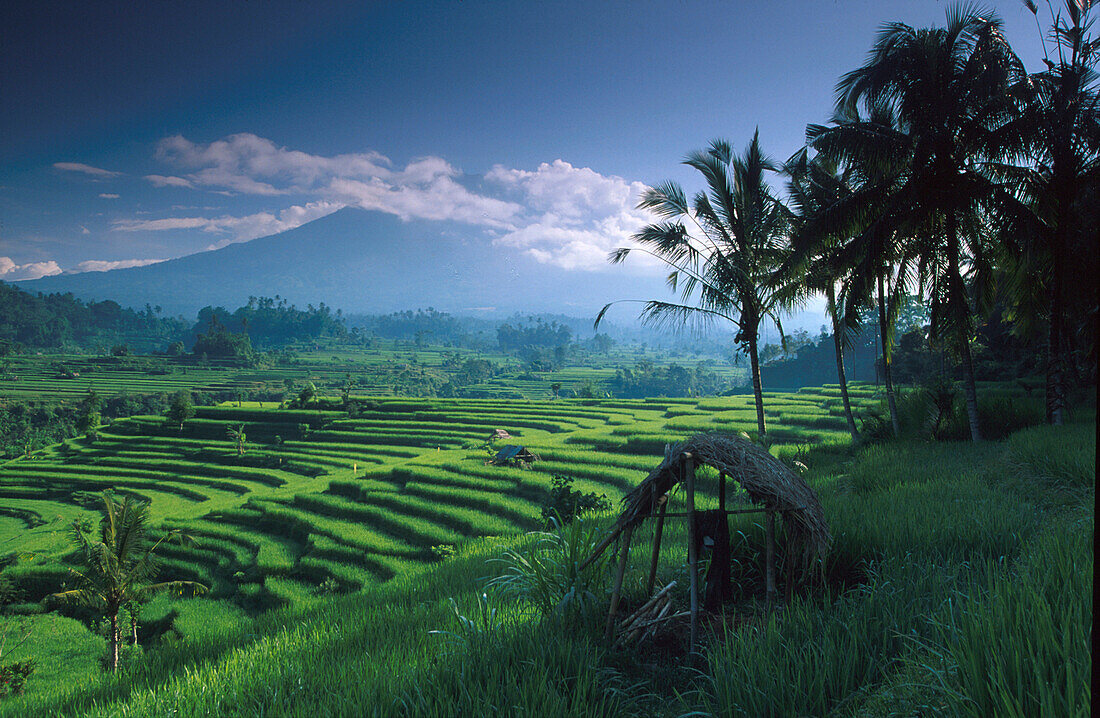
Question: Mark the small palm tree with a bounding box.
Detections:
[598,132,793,436]
[54,493,205,671]
[226,423,247,456]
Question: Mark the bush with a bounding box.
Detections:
[0,660,35,697]
[489,517,613,623]
[541,475,611,525]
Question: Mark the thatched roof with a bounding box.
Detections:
[492,445,539,464]
[597,433,830,560]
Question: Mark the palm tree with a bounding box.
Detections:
[597,131,793,436]
[810,6,1025,441]
[226,423,247,456]
[808,100,915,439]
[998,0,1099,425]
[781,149,861,441]
[54,493,205,671]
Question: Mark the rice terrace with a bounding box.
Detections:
[0,1,1095,717]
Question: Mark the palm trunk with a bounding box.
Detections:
[877,274,900,438]
[1046,214,1068,426]
[828,285,859,442]
[130,609,138,647]
[959,338,983,442]
[947,217,982,442]
[109,612,120,672]
[747,327,767,438]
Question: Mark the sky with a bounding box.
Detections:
[0,0,1050,289]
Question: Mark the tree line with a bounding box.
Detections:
[600,2,1097,442]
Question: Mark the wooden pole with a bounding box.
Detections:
[604,524,635,643]
[685,452,699,652]
[646,496,667,596]
[765,509,776,610]
[718,472,727,512]
[784,511,794,601]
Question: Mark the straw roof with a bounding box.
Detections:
[606,433,830,557]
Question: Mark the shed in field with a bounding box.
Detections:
[491,444,539,465]
[583,432,830,648]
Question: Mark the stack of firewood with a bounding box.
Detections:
[613,581,689,648]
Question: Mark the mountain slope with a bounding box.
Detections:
[20,208,669,318]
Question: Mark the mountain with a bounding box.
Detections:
[18,208,672,319]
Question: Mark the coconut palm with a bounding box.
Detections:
[806,99,916,438]
[996,0,1099,424]
[809,6,1026,441]
[597,131,793,436]
[54,493,205,671]
[781,149,862,441]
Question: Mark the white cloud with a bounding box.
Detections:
[53,162,121,178]
[70,258,166,273]
[117,133,663,272]
[99,193,120,199]
[0,256,63,280]
[155,133,392,195]
[112,201,343,249]
[145,174,194,188]
[486,160,655,271]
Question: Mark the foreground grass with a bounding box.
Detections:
[1,406,1091,716]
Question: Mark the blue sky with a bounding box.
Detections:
[1,1,1048,284]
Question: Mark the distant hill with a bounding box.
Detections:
[19,207,672,319]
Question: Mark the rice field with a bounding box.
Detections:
[1,381,1090,717]
[0,387,876,605]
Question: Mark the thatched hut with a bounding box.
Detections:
[491,444,539,466]
[584,433,830,647]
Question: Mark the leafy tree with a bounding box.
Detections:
[599,132,794,436]
[298,381,317,407]
[53,493,205,671]
[166,391,195,432]
[340,374,354,406]
[191,313,254,364]
[76,388,103,441]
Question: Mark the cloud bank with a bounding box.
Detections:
[125,133,654,271]
[0,256,63,280]
[69,258,166,273]
[53,162,121,178]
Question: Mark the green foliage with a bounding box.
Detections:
[0,660,35,698]
[918,523,1093,718]
[191,316,254,364]
[541,475,611,525]
[165,391,195,432]
[0,283,187,351]
[489,517,612,623]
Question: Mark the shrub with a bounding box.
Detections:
[541,475,611,525]
[0,660,35,697]
[489,517,612,623]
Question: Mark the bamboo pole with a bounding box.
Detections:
[684,452,699,652]
[784,511,794,601]
[765,509,776,610]
[645,496,667,596]
[604,524,635,643]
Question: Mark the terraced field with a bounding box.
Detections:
[0,387,880,609]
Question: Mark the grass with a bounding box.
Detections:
[0,378,1090,717]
